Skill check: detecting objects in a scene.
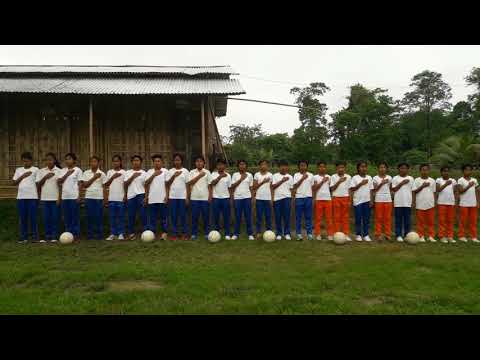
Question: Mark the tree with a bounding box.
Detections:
[290,82,330,162]
[430,135,480,168]
[402,70,452,158]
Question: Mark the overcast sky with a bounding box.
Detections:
[1,45,479,137]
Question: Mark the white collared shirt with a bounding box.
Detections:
[13,166,39,200]
[293,172,314,198]
[272,173,293,201]
[231,172,253,200]
[412,177,436,210]
[372,175,392,203]
[350,175,374,206]
[329,174,351,197]
[82,169,107,200]
[36,166,61,201]
[313,174,331,201]
[189,168,212,201]
[59,167,83,200]
[124,169,147,200]
[435,177,456,206]
[254,171,273,201]
[458,177,478,207]
[146,168,168,204]
[106,169,126,202]
[391,175,414,207]
[211,171,232,199]
[166,168,189,199]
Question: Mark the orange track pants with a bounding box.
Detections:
[416,208,435,238]
[314,200,334,236]
[437,205,455,238]
[374,202,392,237]
[332,196,350,234]
[458,206,478,239]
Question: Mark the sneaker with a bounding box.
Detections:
[50,239,58,243]
[440,237,448,244]
[428,236,437,243]
[276,235,282,241]
[472,238,480,243]
[355,235,363,242]
[248,235,255,240]
[191,235,197,241]
[106,234,116,241]
[327,235,334,241]
[459,237,468,242]
[39,239,47,243]
[345,236,352,242]
[285,234,291,240]
[17,240,28,244]
[307,234,314,241]
[419,236,426,243]
[448,237,456,243]
[128,233,136,241]
[396,236,404,242]
[363,235,372,242]
[231,235,238,240]
[161,232,168,240]
[225,235,231,240]
[118,234,125,241]
[296,235,303,241]
[316,235,322,241]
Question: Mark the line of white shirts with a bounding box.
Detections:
[13,166,479,209]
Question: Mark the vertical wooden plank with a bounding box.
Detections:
[89,97,94,157]
[201,98,206,165]
[0,94,8,180]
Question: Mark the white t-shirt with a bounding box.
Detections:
[106,169,126,202]
[313,174,331,201]
[412,177,436,210]
[124,169,147,200]
[81,169,107,200]
[391,175,414,207]
[272,173,293,201]
[350,175,374,206]
[166,168,189,199]
[146,168,168,204]
[189,168,212,201]
[231,172,253,200]
[211,171,232,199]
[59,167,83,200]
[458,177,478,207]
[372,175,392,203]
[435,177,456,206]
[293,172,314,198]
[36,166,61,201]
[329,174,351,197]
[254,172,273,201]
[13,166,39,200]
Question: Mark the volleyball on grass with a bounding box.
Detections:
[405,232,420,245]
[59,232,74,244]
[207,230,222,243]
[333,232,347,245]
[141,230,155,243]
[263,230,276,243]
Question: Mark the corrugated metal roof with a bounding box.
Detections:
[0,77,245,95]
[0,65,237,76]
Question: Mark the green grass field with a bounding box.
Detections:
[1,199,480,314]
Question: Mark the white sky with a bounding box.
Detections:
[1,45,479,138]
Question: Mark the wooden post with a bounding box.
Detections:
[89,97,94,157]
[201,98,206,162]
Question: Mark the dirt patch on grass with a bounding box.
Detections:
[360,297,384,306]
[108,280,162,292]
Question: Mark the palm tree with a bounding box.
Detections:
[431,135,480,168]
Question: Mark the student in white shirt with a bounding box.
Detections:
[312,161,333,241]
[124,155,148,240]
[435,166,457,243]
[457,164,479,242]
[271,160,293,240]
[350,161,374,242]
[36,153,61,243]
[165,153,190,240]
[391,162,414,242]
[210,158,232,239]
[330,161,352,241]
[57,153,83,240]
[81,156,107,240]
[292,160,314,240]
[104,155,126,241]
[145,154,168,239]
[230,159,254,240]
[412,164,436,243]
[372,162,393,241]
[12,152,39,243]
[253,160,273,238]
[186,155,212,240]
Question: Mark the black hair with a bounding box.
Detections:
[258,159,269,166]
[172,153,184,163]
[440,166,449,172]
[237,159,247,166]
[151,154,163,161]
[90,155,100,162]
[21,152,33,161]
[194,155,205,163]
[356,161,368,172]
[298,160,309,167]
[378,162,388,168]
[65,152,77,161]
[335,161,347,167]
[112,154,122,162]
[131,155,143,162]
[419,163,430,171]
[278,160,289,167]
[216,158,227,165]
[317,161,327,166]
[45,152,61,168]
[397,162,410,169]
[462,164,473,171]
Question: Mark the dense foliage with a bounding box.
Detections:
[224,68,480,168]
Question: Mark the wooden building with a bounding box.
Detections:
[0,65,245,198]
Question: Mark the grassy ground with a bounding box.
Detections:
[1,199,480,314]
